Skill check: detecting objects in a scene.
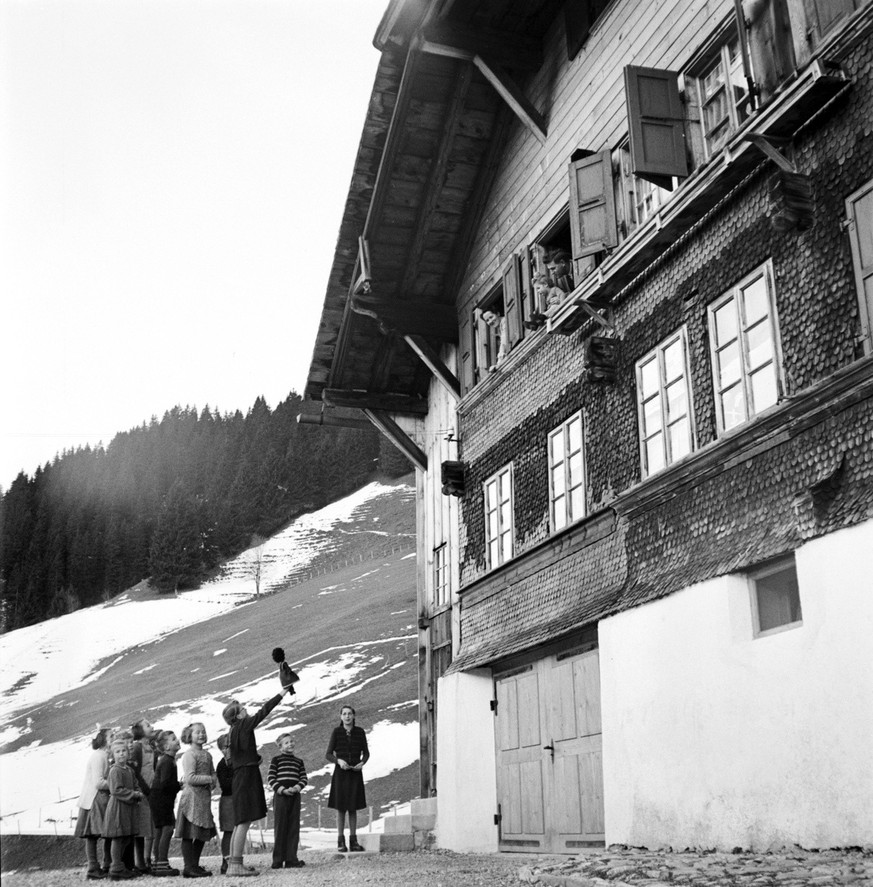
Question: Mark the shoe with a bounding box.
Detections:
[152,866,180,878]
[349,839,365,852]
[270,862,283,869]
[337,837,347,853]
[224,858,258,877]
[87,870,106,880]
[220,860,228,875]
[109,873,137,881]
[194,867,212,877]
[182,869,208,879]
[286,861,306,868]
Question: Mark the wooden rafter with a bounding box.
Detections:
[323,389,429,416]
[472,56,547,143]
[420,21,543,71]
[399,60,473,295]
[351,296,458,341]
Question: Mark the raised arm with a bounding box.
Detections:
[249,692,285,731]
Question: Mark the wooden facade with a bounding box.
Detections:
[305,0,873,850]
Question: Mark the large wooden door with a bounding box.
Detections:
[494,640,605,853]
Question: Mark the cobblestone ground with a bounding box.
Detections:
[521,846,873,887]
[3,847,873,886]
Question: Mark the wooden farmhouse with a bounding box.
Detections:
[303,0,873,853]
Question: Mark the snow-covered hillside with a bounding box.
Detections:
[0,479,419,834]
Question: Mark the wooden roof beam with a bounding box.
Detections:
[351,295,458,342]
[404,334,461,401]
[363,408,427,472]
[323,389,429,416]
[420,22,543,71]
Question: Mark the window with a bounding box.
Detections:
[549,413,586,531]
[692,33,750,157]
[749,556,802,636]
[484,464,514,568]
[618,143,675,232]
[708,262,782,433]
[845,177,873,354]
[636,329,694,476]
[433,543,449,608]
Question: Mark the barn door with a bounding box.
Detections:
[494,641,605,853]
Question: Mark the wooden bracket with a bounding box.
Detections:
[350,295,458,342]
[363,408,428,472]
[744,133,796,173]
[472,56,547,143]
[323,388,428,416]
[404,334,461,401]
[353,236,372,295]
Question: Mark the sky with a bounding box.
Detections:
[0,0,388,491]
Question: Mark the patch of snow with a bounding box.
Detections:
[223,629,249,642]
[212,649,227,657]
[401,552,416,560]
[133,664,157,675]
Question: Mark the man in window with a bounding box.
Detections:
[545,249,575,297]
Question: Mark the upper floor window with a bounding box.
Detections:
[636,329,694,477]
[845,177,873,354]
[484,464,514,568]
[548,412,586,532]
[433,543,449,608]
[708,262,782,433]
[693,34,750,157]
[748,555,802,637]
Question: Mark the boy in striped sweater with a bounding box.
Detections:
[267,734,308,869]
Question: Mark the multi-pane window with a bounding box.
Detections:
[548,413,586,531]
[695,35,750,156]
[709,262,782,433]
[484,465,514,568]
[636,329,694,476]
[433,543,449,608]
[749,556,802,637]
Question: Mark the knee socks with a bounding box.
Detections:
[85,837,100,871]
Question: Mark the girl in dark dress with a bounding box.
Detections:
[325,704,370,852]
[221,686,292,876]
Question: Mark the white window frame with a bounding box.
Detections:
[635,327,695,477]
[845,177,873,354]
[708,261,784,434]
[691,30,751,159]
[433,542,449,608]
[748,555,803,638]
[483,464,514,569]
[548,412,587,532]
[618,142,676,233]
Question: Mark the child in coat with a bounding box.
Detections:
[173,722,217,878]
[267,733,308,869]
[149,730,181,877]
[102,739,143,880]
[215,734,235,874]
[129,718,157,873]
[73,728,111,880]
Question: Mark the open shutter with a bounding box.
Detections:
[520,247,533,324]
[502,255,523,347]
[475,310,491,375]
[804,0,856,40]
[745,0,796,105]
[568,150,618,274]
[459,309,475,394]
[625,65,688,188]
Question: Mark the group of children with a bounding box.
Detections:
[74,685,305,880]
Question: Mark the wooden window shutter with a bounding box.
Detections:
[519,247,533,324]
[747,0,796,105]
[625,65,688,188]
[502,255,523,346]
[568,150,618,268]
[804,0,855,40]
[475,310,491,375]
[459,310,474,394]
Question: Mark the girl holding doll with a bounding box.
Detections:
[74,728,111,880]
[174,722,217,878]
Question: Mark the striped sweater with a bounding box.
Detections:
[267,753,308,792]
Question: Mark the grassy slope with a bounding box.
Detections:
[2,475,420,828]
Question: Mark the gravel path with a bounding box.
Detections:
[3,849,533,886]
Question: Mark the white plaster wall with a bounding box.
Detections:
[600,521,873,850]
[435,669,499,852]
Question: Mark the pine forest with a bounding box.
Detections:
[0,393,409,632]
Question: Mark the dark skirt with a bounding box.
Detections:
[218,796,235,833]
[232,765,267,824]
[327,767,366,812]
[74,790,109,838]
[174,814,216,842]
[150,798,177,830]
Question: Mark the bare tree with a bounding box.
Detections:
[246,534,267,598]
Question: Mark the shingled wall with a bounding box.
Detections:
[451,33,873,668]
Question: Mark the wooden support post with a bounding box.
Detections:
[363,409,427,472]
[404,335,461,401]
[471,56,547,143]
